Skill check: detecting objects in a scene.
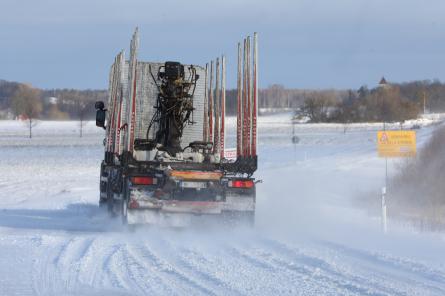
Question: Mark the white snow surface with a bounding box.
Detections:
[1,116,445,295]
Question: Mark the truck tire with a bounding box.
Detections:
[99,162,108,205]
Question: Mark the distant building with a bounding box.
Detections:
[44,96,59,105]
[378,77,391,89]
[16,114,29,121]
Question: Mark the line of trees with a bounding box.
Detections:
[225,84,346,115]
[2,78,445,129]
[0,80,106,137]
[298,81,445,123]
[0,80,106,121]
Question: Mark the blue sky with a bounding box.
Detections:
[1,0,444,90]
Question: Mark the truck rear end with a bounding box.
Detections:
[95,29,259,227]
[124,168,255,227]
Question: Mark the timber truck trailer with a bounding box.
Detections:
[95,29,259,226]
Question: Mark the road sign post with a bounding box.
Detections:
[377,130,416,233]
[381,186,387,233]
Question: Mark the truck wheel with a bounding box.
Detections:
[99,162,108,205]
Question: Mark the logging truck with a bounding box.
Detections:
[95,29,259,227]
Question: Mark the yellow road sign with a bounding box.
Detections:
[377,130,416,158]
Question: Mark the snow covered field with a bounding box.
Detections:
[1,116,445,295]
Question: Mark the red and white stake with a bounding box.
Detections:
[110,56,119,154]
[127,28,139,153]
[220,55,226,159]
[246,36,251,157]
[242,38,248,156]
[208,61,214,144]
[203,63,209,142]
[105,63,115,153]
[115,51,125,155]
[236,42,243,157]
[214,58,220,156]
[252,32,258,156]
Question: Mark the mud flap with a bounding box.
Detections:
[127,209,193,227]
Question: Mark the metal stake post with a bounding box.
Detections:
[382,186,388,233]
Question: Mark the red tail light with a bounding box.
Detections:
[130,176,157,185]
[229,179,254,188]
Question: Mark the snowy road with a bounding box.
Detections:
[1,117,445,295]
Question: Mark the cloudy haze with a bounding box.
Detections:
[1,0,444,89]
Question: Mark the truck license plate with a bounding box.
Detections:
[180,181,207,189]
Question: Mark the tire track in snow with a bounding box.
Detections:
[74,237,131,293]
[157,236,317,296]
[53,236,96,292]
[119,242,175,295]
[153,232,350,295]
[255,237,407,296]
[33,237,73,296]
[225,245,327,295]
[75,237,107,288]
[36,236,132,295]
[101,243,135,291]
[154,235,243,296]
[317,241,445,295]
[224,239,379,296]
[324,241,445,282]
[135,241,215,296]
[33,236,109,296]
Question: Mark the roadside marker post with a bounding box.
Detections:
[381,186,387,233]
[377,130,416,234]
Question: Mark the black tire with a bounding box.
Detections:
[99,161,108,202]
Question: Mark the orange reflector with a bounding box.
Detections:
[131,176,157,185]
[169,170,222,181]
[229,179,254,188]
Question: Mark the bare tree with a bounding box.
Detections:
[11,85,42,138]
[300,92,335,122]
[75,99,90,137]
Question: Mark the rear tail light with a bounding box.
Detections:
[130,176,157,185]
[228,179,254,188]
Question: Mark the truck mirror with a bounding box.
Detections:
[96,109,106,129]
[95,101,105,110]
